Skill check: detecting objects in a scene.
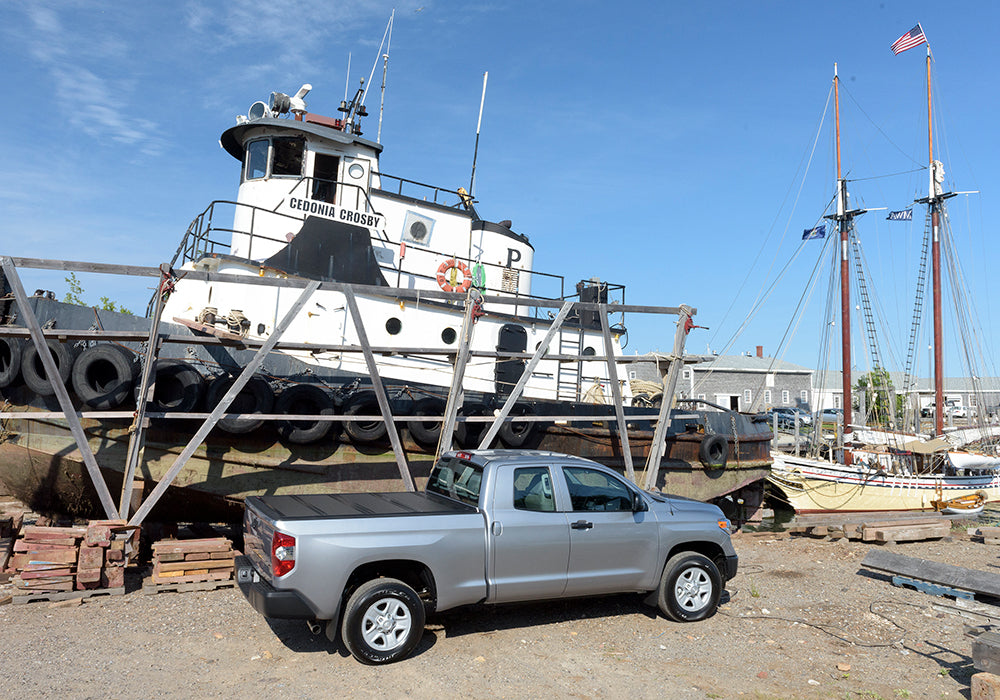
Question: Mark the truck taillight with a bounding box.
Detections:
[271,532,296,577]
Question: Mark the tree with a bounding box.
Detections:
[854,367,903,428]
[63,273,133,315]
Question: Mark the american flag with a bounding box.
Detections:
[891,25,927,55]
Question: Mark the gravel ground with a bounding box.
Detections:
[1,528,995,699]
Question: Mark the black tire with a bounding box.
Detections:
[499,402,536,448]
[343,392,388,444]
[407,398,446,448]
[341,577,425,665]
[137,359,205,413]
[0,337,23,388]
[656,552,722,622]
[275,384,336,445]
[698,434,728,469]
[206,374,274,434]
[71,344,137,409]
[454,403,487,448]
[22,340,78,396]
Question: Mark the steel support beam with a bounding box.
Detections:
[127,280,320,527]
[643,305,693,490]
[600,305,634,480]
[119,263,171,515]
[0,256,120,518]
[343,287,416,492]
[478,301,574,449]
[436,292,480,459]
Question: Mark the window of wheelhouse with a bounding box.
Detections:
[271,137,304,177]
[311,153,340,204]
[245,140,268,181]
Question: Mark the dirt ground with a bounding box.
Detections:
[2,524,997,699]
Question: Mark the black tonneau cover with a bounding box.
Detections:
[246,492,477,522]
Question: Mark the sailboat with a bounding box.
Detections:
[767,36,1000,513]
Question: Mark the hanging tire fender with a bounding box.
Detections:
[0,336,23,388]
[22,340,78,396]
[71,344,137,409]
[275,384,337,445]
[343,391,389,444]
[137,359,205,413]
[207,374,274,434]
[498,402,537,448]
[407,397,446,448]
[698,434,728,469]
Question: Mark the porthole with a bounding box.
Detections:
[534,341,548,355]
[441,327,457,344]
[386,318,402,335]
[582,346,597,356]
[348,163,365,179]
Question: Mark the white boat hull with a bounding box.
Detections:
[768,451,1000,513]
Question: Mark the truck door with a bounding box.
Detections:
[559,466,658,595]
[488,465,570,603]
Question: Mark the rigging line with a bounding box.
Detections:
[707,82,835,351]
[839,81,924,168]
[711,193,838,365]
[847,166,927,182]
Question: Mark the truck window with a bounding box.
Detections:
[427,456,483,507]
[563,467,633,512]
[513,467,554,512]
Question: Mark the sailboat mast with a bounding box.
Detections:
[926,48,945,435]
[834,64,853,463]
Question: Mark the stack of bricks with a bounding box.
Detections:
[76,519,134,591]
[8,520,134,595]
[151,537,235,585]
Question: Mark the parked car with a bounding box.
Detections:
[818,408,843,423]
[766,407,812,428]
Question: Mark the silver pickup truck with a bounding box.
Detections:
[237,449,738,664]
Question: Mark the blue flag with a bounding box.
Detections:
[802,225,826,240]
[887,209,912,221]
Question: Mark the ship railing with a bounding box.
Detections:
[373,172,469,210]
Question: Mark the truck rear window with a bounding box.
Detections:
[427,456,483,507]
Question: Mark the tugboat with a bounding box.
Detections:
[0,79,771,524]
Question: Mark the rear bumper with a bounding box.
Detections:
[236,556,315,619]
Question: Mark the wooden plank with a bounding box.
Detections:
[154,557,234,573]
[152,539,232,554]
[150,569,232,585]
[863,522,951,543]
[22,526,87,539]
[27,549,79,564]
[862,517,951,530]
[862,549,1000,598]
[142,578,236,595]
[77,546,104,570]
[971,631,1000,675]
[12,586,124,605]
[76,568,102,584]
[14,541,77,552]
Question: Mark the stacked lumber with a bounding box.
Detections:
[7,520,135,595]
[151,537,235,585]
[789,516,952,543]
[8,525,86,593]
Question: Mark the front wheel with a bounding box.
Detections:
[341,578,425,665]
[657,552,722,622]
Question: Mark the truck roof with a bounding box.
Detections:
[444,449,608,469]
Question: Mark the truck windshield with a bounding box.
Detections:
[426,456,483,507]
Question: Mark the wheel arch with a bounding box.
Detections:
[342,559,438,613]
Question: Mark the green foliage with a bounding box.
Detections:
[63,273,133,315]
[854,367,903,428]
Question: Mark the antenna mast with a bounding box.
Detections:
[469,72,489,196]
[377,10,394,143]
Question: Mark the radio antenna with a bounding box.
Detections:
[469,71,488,196]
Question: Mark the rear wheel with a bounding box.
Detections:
[656,552,721,622]
[341,578,425,665]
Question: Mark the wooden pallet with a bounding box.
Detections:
[790,516,952,543]
[12,586,125,605]
[141,577,236,595]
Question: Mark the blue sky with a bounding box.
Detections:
[2,1,998,380]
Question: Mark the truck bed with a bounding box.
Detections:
[245,492,477,521]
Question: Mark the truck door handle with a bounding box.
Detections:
[571,520,593,530]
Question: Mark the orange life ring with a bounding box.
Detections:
[436,258,473,293]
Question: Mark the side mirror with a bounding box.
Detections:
[632,492,647,512]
